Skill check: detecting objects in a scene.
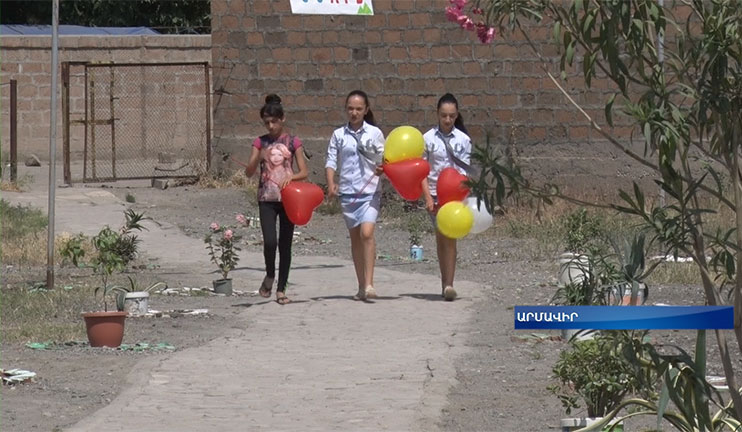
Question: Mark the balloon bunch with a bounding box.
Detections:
[382,126,430,201]
[435,167,493,239]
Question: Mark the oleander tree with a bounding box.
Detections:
[450,0,742,423]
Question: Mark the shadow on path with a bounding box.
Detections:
[399,293,446,302]
[309,295,401,302]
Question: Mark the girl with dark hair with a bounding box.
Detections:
[244,94,308,305]
[325,90,385,300]
[421,93,472,301]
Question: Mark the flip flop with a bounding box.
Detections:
[259,277,274,298]
[276,293,291,305]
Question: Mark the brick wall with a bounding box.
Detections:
[211,0,654,189]
[0,35,211,167]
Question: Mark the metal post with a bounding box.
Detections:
[90,75,96,179]
[658,0,666,208]
[109,66,116,180]
[204,62,212,172]
[10,79,17,182]
[46,0,60,290]
[83,65,88,180]
[62,62,71,184]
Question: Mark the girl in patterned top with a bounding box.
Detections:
[325,90,385,301]
[421,93,472,301]
[244,94,308,305]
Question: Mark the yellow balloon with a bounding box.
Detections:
[436,201,474,239]
[384,126,424,163]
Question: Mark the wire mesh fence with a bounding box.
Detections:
[65,62,210,183]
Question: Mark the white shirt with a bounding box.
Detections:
[325,122,385,195]
[423,126,472,196]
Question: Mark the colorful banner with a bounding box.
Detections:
[290,0,374,15]
[514,306,734,330]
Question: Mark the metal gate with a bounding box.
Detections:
[63,62,211,183]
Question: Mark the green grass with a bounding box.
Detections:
[1,283,99,343]
[493,202,704,286]
[0,198,47,240]
[646,261,703,286]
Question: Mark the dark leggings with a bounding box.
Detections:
[259,201,295,292]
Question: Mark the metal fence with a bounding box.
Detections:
[63,61,211,183]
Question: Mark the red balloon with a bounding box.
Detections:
[436,167,470,206]
[281,182,325,226]
[383,158,430,201]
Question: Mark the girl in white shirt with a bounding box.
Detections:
[421,93,473,301]
[325,90,385,301]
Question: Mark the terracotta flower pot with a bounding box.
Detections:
[82,311,127,347]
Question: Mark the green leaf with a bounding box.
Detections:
[605,93,616,126]
[566,41,575,66]
[657,378,670,430]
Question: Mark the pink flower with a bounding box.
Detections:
[210,222,219,231]
[236,214,247,225]
[472,7,483,15]
[476,24,496,43]
[224,229,233,240]
[458,15,475,31]
[445,5,462,22]
[450,0,468,8]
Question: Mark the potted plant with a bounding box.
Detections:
[549,333,641,431]
[558,208,603,287]
[204,221,241,295]
[552,249,619,341]
[115,276,167,316]
[80,210,148,347]
[406,208,427,261]
[604,233,654,306]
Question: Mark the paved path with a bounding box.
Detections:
[4,182,482,431]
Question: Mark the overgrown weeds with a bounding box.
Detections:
[0,283,97,343]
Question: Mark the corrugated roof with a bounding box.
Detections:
[0,25,160,36]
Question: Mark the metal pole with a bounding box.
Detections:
[10,79,17,182]
[46,0,60,290]
[658,0,666,208]
[62,62,71,185]
[204,62,212,172]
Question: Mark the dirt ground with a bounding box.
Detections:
[1,181,740,432]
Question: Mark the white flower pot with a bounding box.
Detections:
[213,278,233,296]
[558,252,590,287]
[124,291,149,316]
[410,245,423,261]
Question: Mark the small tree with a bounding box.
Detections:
[453,0,742,421]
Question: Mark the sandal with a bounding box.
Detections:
[353,286,366,301]
[364,286,378,299]
[443,286,457,302]
[276,292,291,305]
[259,277,274,298]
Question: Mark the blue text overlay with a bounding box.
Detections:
[514,306,734,330]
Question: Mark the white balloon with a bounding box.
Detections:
[465,196,493,234]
